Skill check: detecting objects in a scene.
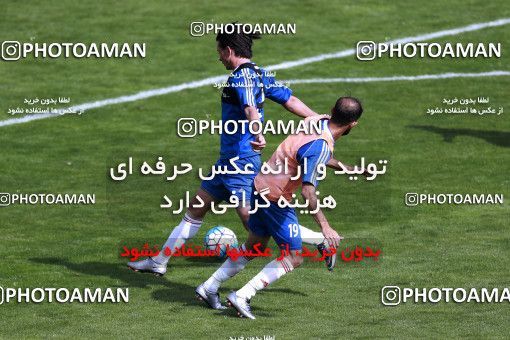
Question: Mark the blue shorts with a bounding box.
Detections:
[248,190,302,250]
[200,155,261,203]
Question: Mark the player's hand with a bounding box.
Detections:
[317,114,331,119]
[250,134,266,152]
[323,226,343,248]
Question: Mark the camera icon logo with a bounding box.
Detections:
[405,193,419,207]
[177,118,198,138]
[356,41,377,61]
[381,286,401,306]
[0,193,11,206]
[1,41,21,61]
[190,22,206,37]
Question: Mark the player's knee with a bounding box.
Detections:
[288,253,304,268]
[236,207,250,225]
[188,190,215,219]
[187,200,211,219]
[244,233,270,251]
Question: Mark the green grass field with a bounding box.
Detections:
[0,0,509,338]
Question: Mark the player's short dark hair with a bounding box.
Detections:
[216,23,260,58]
[330,97,363,125]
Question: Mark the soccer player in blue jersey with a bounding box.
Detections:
[128,28,349,278]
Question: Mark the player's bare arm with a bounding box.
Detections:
[244,105,266,151]
[283,95,319,118]
[301,183,343,248]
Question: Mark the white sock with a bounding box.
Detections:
[299,225,325,246]
[236,257,294,300]
[203,244,251,293]
[153,212,202,265]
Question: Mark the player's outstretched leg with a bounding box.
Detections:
[196,233,269,310]
[227,251,303,320]
[195,244,251,310]
[126,212,202,275]
[299,224,336,271]
[127,189,214,275]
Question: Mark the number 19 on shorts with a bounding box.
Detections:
[289,223,299,238]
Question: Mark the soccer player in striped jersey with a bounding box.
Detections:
[197,97,363,318]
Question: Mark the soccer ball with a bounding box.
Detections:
[203,226,238,259]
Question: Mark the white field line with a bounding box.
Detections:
[1,17,509,128]
[283,71,510,84]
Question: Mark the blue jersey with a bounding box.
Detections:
[296,138,332,188]
[220,62,292,159]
